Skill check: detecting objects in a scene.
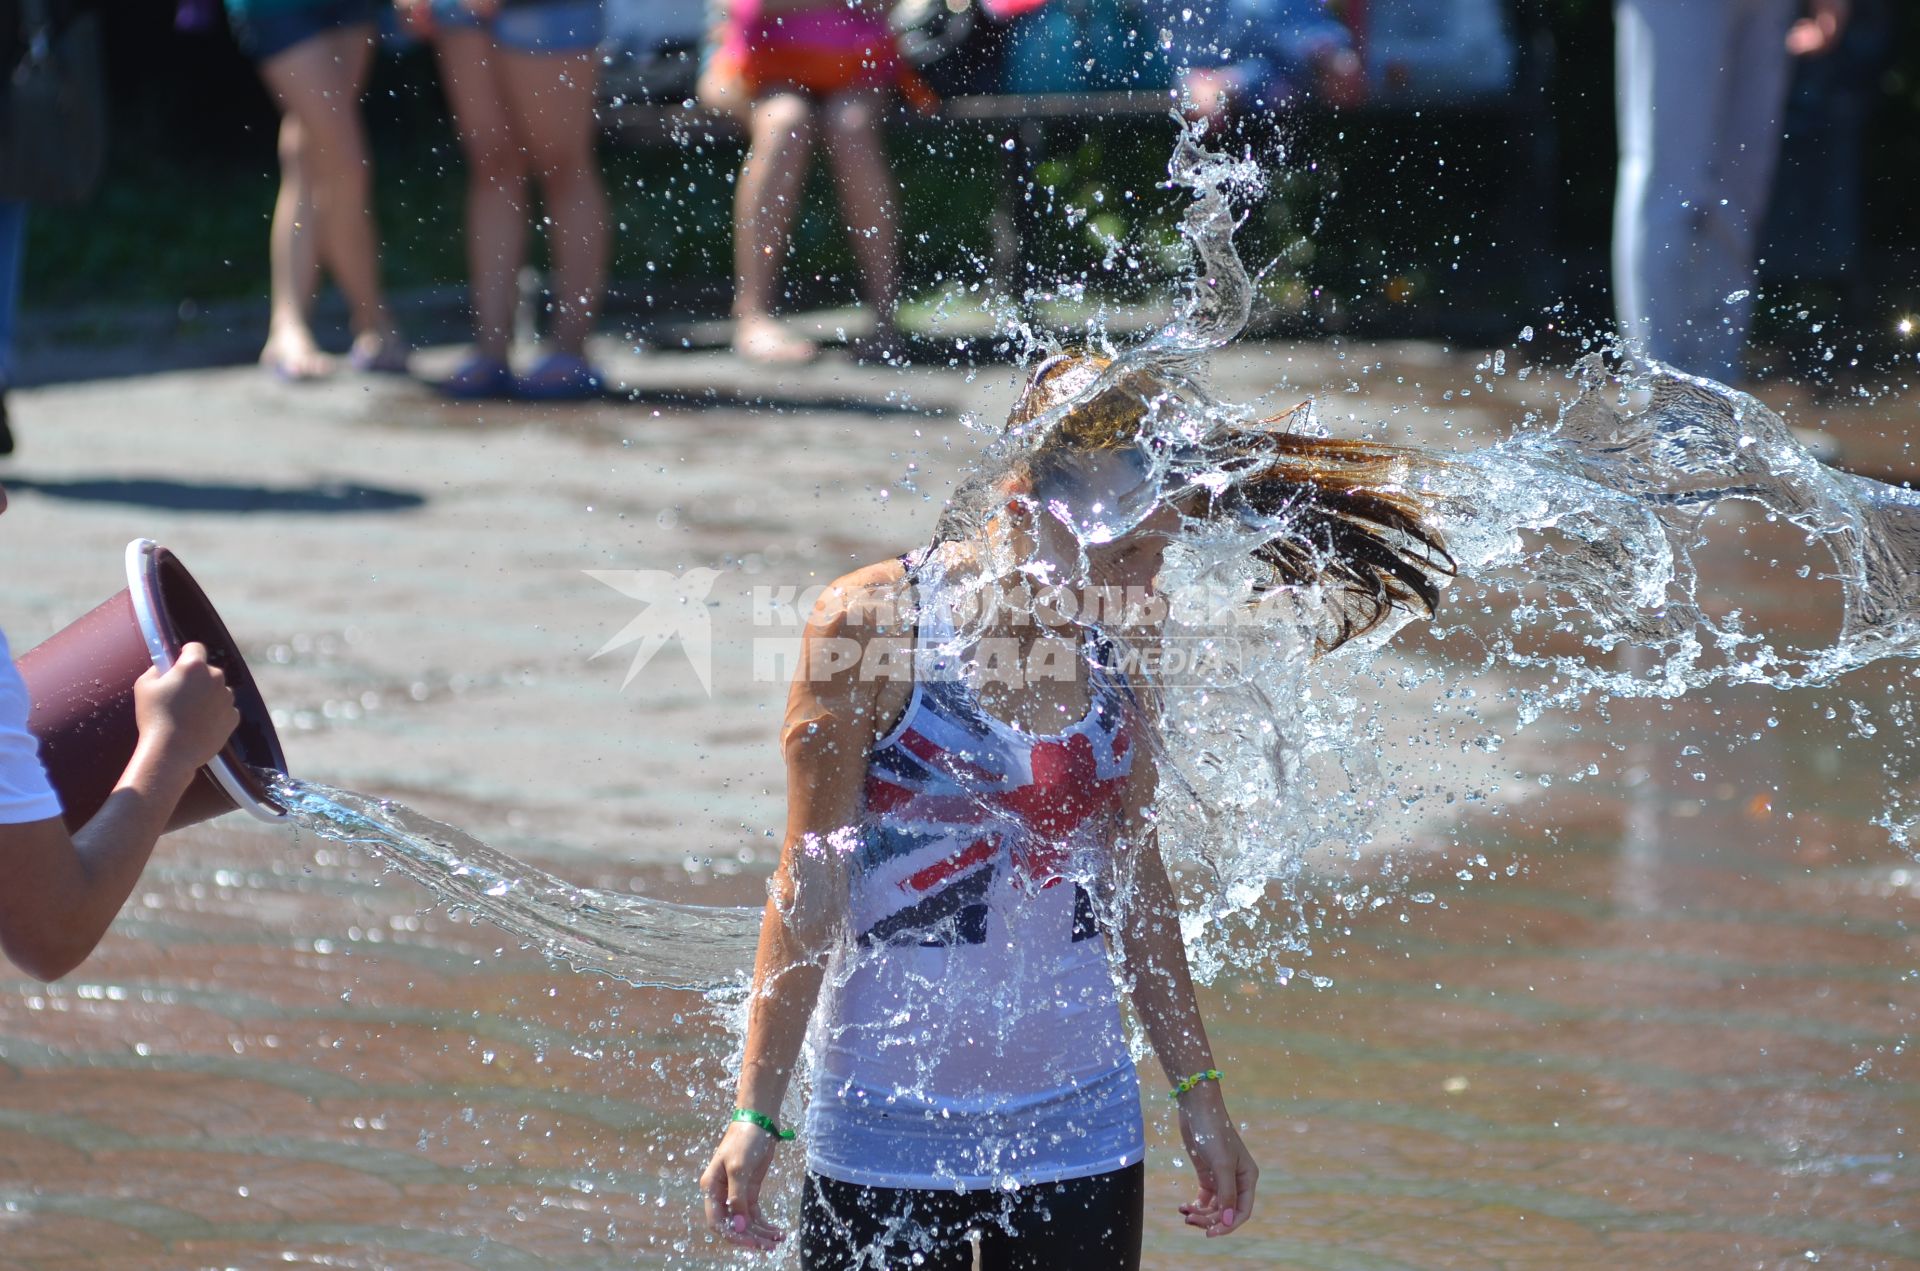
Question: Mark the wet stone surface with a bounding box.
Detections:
[0,338,1914,1268]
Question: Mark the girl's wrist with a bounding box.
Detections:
[1173,1075,1228,1116]
[1169,1066,1224,1101]
[123,737,207,801]
[729,1107,796,1141]
[1177,1087,1231,1128]
[734,1077,787,1115]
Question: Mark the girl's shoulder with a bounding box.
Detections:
[786,559,918,752]
[805,558,917,645]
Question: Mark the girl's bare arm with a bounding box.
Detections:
[1113,739,1259,1237]
[698,564,907,1248]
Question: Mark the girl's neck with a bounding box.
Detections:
[935,539,1081,655]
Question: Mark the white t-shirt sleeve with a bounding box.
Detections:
[0,628,65,825]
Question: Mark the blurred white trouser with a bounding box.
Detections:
[1612,0,1795,381]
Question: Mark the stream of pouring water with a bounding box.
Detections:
[266,772,761,991]
[267,122,1920,995]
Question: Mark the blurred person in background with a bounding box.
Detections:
[600,0,705,90]
[398,0,611,400]
[1612,0,1851,383]
[695,0,748,120]
[998,0,1176,95]
[0,0,107,452]
[1156,0,1367,126]
[1360,0,1514,103]
[224,0,410,380]
[1761,0,1891,343]
[0,201,22,454]
[0,0,21,450]
[707,0,921,364]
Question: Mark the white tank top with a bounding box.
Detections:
[805,548,1146,1190]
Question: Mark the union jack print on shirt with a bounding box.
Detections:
[854,658,1134,949]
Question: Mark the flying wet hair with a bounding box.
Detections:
[989,352,1458,656]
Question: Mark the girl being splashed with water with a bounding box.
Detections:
[698,351,1455,1268]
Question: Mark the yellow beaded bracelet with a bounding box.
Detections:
[1169,1068,1223,1100]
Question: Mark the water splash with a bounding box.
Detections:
[266,773,758,992]
[1441,359,1920,694]
[1138,121,1263,363]
[917,119,1920,985]
[267,121,1919,1000]
[1144,359,1920,980]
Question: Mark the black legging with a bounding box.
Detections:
[798,1162,1144,1270]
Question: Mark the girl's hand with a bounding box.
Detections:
[699,1122,787,1251]
[1174,1085,1258,1237]
[132,643,238,778]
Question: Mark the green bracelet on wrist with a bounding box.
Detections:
[1169,1068,1223,1100]
[731,1107,796,1141]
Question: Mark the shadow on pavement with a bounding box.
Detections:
[611,384,939,418]
[0,473,426,514]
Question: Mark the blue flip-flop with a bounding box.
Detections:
[515,352,603,402]
[349,339,413,375]
[437,354,515,400]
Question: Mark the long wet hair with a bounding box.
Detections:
[998,353,1457,655]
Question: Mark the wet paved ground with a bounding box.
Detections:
[0,336,1914,1269]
